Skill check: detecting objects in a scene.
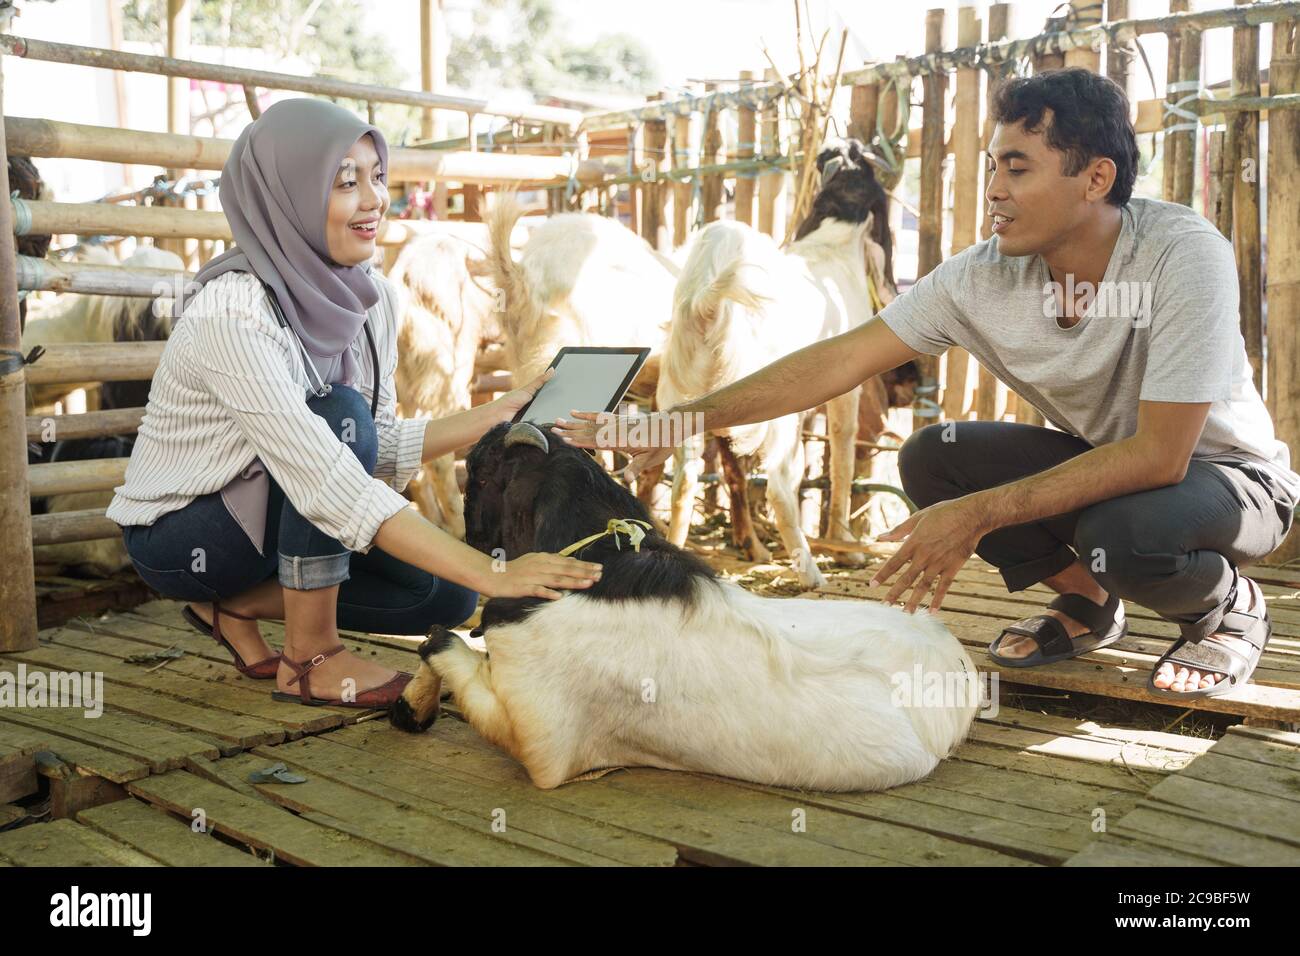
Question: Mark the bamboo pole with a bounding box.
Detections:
[1172,5,1203,206]
[918,9,946,407]
[621,119,637,231]
[27,407,144,443]
[1066,0,1103,70]
[641,93,670,252]
[0,53,38,653]
[15,198,556,245]
[1037,11,1068,70]
[0,34,581,127]
[1107,0,1132,95]
[420,0,450,218]
[980,2,1012,423]
[1231,0,1263,393]
[4,117,610,185]
[672,112,692,246]
[162,0,192,268]
[839,2,1300,85]
[735,70,757,227]
[24,342,165,387]
[1163,0,1189,203]
[16,255,189,296]
[31,509,121,547]
[28,458,128,497]
[700,83,724,224]
[1208,128,1232,236]
[1266,17,1299,562]
[847,80,879,145]
[758,67,786,240]
[944,5,981,423]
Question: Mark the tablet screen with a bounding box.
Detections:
[515,349,646,425]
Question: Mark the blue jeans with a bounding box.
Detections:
[122,385,477,635]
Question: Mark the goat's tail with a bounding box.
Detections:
[896,613,980,760]
[485,193,534,343]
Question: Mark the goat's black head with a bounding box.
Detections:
[465,421,714,601]
[794,139,896,290]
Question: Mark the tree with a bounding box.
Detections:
[447,0,657,95]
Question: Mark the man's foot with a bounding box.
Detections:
[187,603,276,666]
[1152,580,1261,693]
[994,591,1125,659]
[276,646,405,703]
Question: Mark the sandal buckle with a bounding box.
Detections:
[309,653,328,667]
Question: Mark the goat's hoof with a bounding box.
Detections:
[389,694,437,733]
[418,625,456,661]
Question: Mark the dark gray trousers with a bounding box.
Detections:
[897,421,1297,643]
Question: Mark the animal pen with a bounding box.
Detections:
[0,0,1299,869]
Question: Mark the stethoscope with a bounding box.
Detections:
[257,277,380,420]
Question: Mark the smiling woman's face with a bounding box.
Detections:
[324,133,389,266]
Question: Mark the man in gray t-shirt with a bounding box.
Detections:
[556,68,1296,703]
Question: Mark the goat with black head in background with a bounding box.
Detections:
[659,138,898,588]
[393,420,979,792]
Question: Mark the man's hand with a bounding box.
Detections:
[552,409,685,481]
[870,497,990,613]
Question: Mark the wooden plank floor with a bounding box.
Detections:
[1065,725,1300,866]
[0,594,1292,866]
[815,555,1300,722]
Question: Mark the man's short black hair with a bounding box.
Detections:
[991,67,1139,206]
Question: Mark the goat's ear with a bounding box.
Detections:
[814,146,838,172]
[500,463,548,554]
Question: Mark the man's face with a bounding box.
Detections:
[985,113,1093,258]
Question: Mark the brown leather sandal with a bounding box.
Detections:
[182,603,280,679]
[270,644,412,709]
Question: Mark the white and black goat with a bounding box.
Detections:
[658,140,893,589]
[391,421,978,793]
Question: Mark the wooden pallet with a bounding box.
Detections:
[816,558,1300,722]
[1066,724,1300,866]
[0,596,1290,866]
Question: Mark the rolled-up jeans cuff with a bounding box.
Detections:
[997,544,1078,593]
[279,551,351,590]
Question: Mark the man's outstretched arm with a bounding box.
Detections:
[552,316,921,465]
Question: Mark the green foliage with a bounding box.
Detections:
[448,0,657,94]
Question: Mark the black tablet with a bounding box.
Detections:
[512,347,651,425]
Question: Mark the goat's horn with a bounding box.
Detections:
[504,421,549,453]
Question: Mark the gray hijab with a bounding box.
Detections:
[178,97,389,387]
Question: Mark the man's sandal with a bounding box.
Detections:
[1147,576,1271,701]
[271,644,413,709]
[181,603,280,679]
[989,592,1127,668]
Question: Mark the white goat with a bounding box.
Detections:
[28,246,184,578]
[486,197,676,390]
[393,421,978,793]
[658,140,894,589]
[389,232,500,538]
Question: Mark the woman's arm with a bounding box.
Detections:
[418,369,555,462]
[372,506,601,600]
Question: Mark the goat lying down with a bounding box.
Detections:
[392,421,978,793]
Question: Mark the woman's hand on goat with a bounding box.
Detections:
[869,498,991,613]
[492,368,555,424]
[483,552,604,601]
[552,410,682,481]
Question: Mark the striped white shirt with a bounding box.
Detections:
[106,270,428,554]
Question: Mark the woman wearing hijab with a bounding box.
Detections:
[107,98,601,709]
